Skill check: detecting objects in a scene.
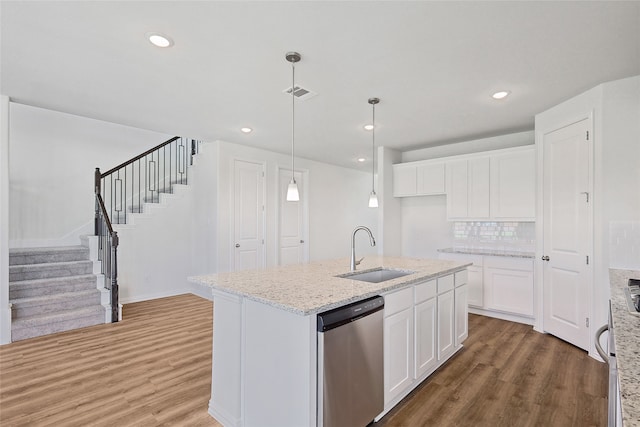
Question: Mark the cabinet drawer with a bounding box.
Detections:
[414,280,437,304]
[437,275,454,294]
[455,270,468,287]
[384,287,413,317]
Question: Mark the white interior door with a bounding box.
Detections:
[542,118,591,350]
[278,168,307,266]
[233,160,265,271]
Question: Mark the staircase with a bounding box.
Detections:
[9,245,107,341]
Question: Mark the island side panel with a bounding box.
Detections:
[209,290,243,426]
[243,299,317,427]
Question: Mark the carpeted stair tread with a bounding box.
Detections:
[9,246,89,265]
[11,306,106,341]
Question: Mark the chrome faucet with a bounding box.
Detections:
[350,226,376,271]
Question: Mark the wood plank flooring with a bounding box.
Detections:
[378,314,608,427]
[0,294,607,426]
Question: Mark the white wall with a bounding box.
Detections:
[601,76,640,270]
[401,131,534,162]
[378,146,403,257]
[8,103,173,247]
[214,140,378,273]
[1,96,11,344]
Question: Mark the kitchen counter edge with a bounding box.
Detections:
[189,257,471,316]
[438,247,535,259]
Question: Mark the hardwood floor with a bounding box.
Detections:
[378,314,608,427]
[0,294,221,427]
[0,295,607,426]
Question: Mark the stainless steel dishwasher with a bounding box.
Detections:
[317,295,384,427]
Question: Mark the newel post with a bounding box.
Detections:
[94,168,101,236]
[110,231,119,323]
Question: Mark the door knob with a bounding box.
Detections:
[235,243,240,248]
[300,240,304,243]
[541,255,550,261]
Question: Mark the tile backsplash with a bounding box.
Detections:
[609,221,640,270]
[452,221,535,252]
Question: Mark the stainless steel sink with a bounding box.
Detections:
[338,268,415,283]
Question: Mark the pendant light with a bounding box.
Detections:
[286,52,301,202]
[368,97,380,208]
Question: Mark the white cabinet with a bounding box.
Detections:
[414,298,437,378]
[437,274,455,360]
[416,162,446,195]
[384,307,413,404]
[383,286,414,404]
[490,147,535,220]
[414,279,437,379]
[484,256,534,317]
[393,161,445,197]
[382,271,467,411]
[439,252,535,324]
[393,164,417,197]
[446,157,490,219]
[445,146,535,221]
[438,253,484,307]
[455,284,469,345]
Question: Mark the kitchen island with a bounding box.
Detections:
[190,256,470,427]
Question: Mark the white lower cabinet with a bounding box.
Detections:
[484,257,534,317]
[455,284,469,345]
[437,289,455,360]
[439,252,535,323]
[414,297,437,378]
[383,307,413,404]
[382,271,468,412]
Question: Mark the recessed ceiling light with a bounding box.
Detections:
[363,124,374,131]
[492,90,511,100]
[147,33,173,48]
[240,127,253,134]
[357,158,366,163]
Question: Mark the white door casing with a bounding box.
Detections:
[233,160,265,272]
[542,118,592,351]
[277,167,308,266]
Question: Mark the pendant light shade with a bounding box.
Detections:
[286,52,301,202]
[368,97,380,208]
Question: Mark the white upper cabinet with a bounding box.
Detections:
[445,146,535,221]
[394,146,536,221]
[393,161,445,197]
[446,156,490,220]
[490,147,535,220]
[416,162,446,195]
[393,164,417,197]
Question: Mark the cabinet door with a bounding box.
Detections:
[437,290,455,360]
[484,258,534,317]
[490,148,535,219]
[393,164,417,197]
[384,307,414,405]
[446,159,468,219]
[467,157,490,218]
[467,265,484,308]
[455,284,469,346]
[416,162,446,195]
[414,298,437,378]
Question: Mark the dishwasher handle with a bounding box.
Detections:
[594,324,609,363]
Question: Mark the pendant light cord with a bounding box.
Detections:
[291,60,296,182]
[372,102,375,191]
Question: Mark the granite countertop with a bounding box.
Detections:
[609,268,640,427]
[189,256,471,316]
[438,247,535,259]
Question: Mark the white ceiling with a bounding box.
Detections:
[2,1,639,171]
